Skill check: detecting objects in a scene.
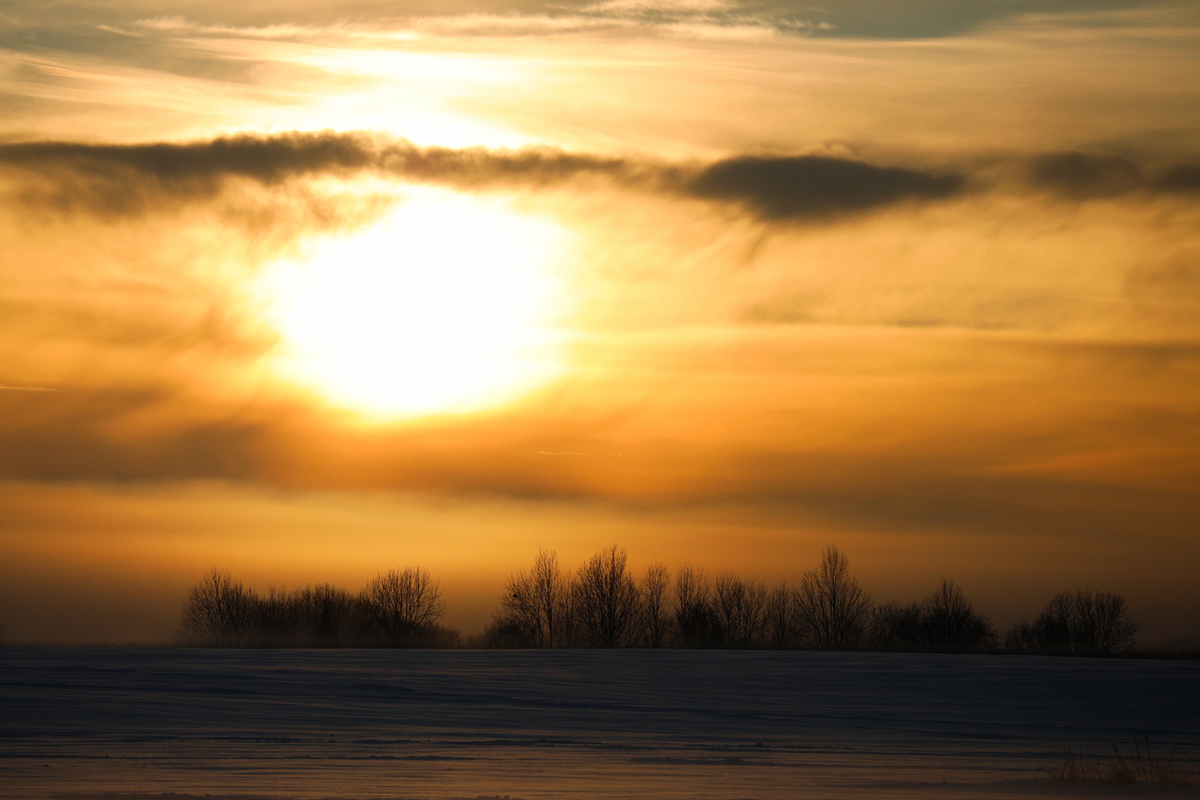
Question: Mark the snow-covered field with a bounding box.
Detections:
[2,648,1197,800]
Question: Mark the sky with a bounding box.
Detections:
[1,0,1199,647]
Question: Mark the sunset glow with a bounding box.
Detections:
[0,0,1198,649]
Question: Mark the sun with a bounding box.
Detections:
[257,187,573,419]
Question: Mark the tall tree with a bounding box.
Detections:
[674,565,714,647]
[640,562,671,648]
[178,569,256,647]
[796,546,872,649]
[497,548,570,648]
[571,545,640,647]
[293,583,358,647]
[360,567,445,647]
[712,572,767,648]
[765,582,803,649]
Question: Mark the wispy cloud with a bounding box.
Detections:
[124,1,824,42]
[130,16,421,41]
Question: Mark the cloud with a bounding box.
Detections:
[1026,151,1200,199]
[581,0,737,11]
[688,155,967,221]
[0,133,379,217]
[0,132,979,223]
[0,133,646,219]
[0,385,271,483]
[131,16,364,40]
[1151,162,1200,194]
[120,3,819,42]
[9,131,1200,231]
[1026,151,1143,198]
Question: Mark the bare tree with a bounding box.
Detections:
[1075,589,1138,655]
[796,546,872,649]
[713,572,767,648]
[293,583,359,647]
[360,567,446,647]
[640,562,670,648]
[765,582,803,649]
[495,548,570,648]
[870,601,924,650]
[252,584,299,646]
[673,564,714,647]
[571,545,640,647]
[178,569,256,647]
[919,579,996,651]
[1007,588,1137,656]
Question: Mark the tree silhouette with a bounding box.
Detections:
[1074,589,1139,655]
[765,582,804,649]
[796,546,872,649]
[640,562,670,648]
[292,583,359,647]
[713,572,767,648]
[360,567,446,647]
[1007,588,1137,656]
[178,569,256,647]
[870,601,925,650]
[919,579,996,651]
[673,564,715,647]
[174,549,1146,655]
[495,548,570,648]
[571,545,640,647]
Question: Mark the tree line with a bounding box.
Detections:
[178,567,460,648]
[178,545,1139,656]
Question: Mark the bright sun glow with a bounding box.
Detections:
[258,187,572,419]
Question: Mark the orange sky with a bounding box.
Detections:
[1,0,1198,646]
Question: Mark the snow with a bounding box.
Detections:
[2,649,1197,800]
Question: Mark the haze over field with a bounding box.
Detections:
[1,0,1199,646]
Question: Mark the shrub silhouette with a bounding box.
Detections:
[870,579,995,652]
[1007,589,1137,656]
[178,568,452,648]
[871,601,926,650]
[919,579,996,651]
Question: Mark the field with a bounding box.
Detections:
[2,648,1198,799]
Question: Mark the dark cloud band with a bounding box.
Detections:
[2,133,1196,222]
[1027,151,1200,199]
[688,155,966,220]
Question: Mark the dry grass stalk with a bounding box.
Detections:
[1043,736,1195,787]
